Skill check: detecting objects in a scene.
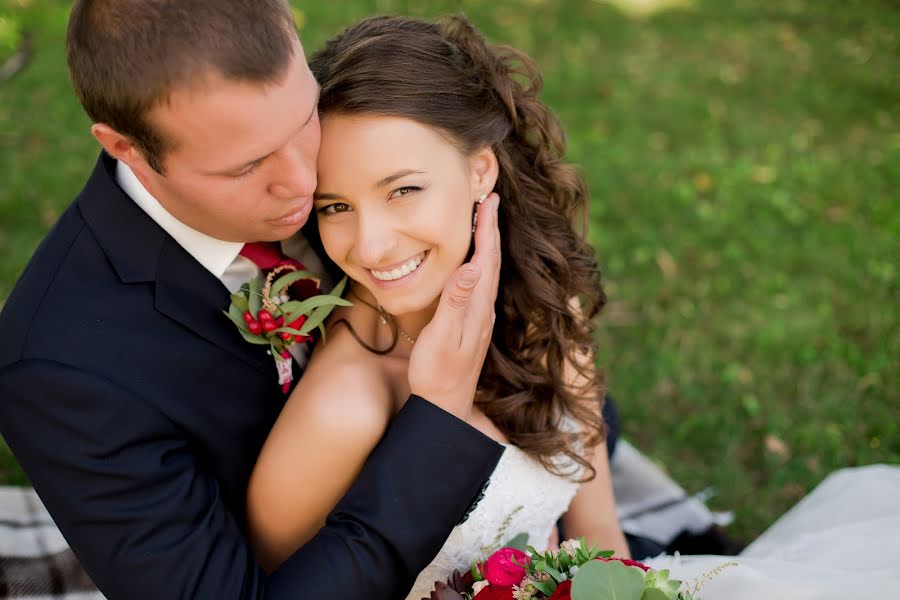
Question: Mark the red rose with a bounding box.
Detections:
[473,586,515,600]
[483,547,530,587]
[597,557,652,572]
[547,579,572,600]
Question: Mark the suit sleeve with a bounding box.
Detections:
[0,360,504,599]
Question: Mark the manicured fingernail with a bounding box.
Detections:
[458,269,479,288]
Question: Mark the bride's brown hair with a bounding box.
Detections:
[309,15,606,479]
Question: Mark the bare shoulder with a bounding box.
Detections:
[284,320,394,436]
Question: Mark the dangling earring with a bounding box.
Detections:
[472,193,487,233]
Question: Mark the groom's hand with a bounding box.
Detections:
[408,193,501,420]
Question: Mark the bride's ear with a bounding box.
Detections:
[468,146,499,200]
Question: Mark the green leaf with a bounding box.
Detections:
[230,293,250,313]
[248,275,263,315]
[571,560,645,600]
[533,580,558,595]
[542,564,564,581]
[298,302,338,335]
[329,275,349,297]
[237,327,270,345]
[275,301,305,318]
[317,323,327,343]
[225,306,249,332]
[271,269,321,295]
[282,294,352,323]
[641,589,677,600]
[503,533,529,552]
[271,326,306,336]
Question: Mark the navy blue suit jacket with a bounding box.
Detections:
[0,153,503,599]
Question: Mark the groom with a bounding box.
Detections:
[0,1,505,598]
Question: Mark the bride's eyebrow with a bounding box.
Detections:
[314,169,426,201]
[375,169,426,189]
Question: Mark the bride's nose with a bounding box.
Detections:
[353,210,398,267]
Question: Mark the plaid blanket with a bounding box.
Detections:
[0,487,103,599]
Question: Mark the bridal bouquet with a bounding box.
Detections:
[427,537,706,600]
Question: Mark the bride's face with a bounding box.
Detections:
[314,114,495,317]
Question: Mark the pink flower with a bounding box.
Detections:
[483,547,530,587]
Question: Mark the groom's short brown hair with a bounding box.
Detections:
[67,0,298,173]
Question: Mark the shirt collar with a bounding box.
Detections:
[116,160,243,279]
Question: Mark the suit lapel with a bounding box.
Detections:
[78,152,273,375]
[155,236,272,374]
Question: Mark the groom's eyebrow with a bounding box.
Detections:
[211,87,321,176]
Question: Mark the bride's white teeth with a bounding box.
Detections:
[371,252,425,282]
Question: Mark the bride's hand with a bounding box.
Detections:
[408,193,500,420]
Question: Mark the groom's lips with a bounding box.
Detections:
[271,199,313,226]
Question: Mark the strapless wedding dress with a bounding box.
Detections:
[405,444,581,600]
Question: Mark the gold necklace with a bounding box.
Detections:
[348,290,417,345]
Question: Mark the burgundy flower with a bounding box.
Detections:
[547,579,572,600]
[473,585,515,600]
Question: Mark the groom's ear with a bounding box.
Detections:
[468,146,499,198]
[90,123,155,177]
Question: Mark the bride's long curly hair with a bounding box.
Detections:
[308,15,607,480]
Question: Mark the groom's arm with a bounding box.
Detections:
[0,361,501,599]
[0,193,504,599]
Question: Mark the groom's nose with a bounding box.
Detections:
[268,142,316,200]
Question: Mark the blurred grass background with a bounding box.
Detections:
[0,0,897,542]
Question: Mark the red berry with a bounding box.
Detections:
[242,311,254,323]
[281,350,291,359]
[258,310,273,322]
[247,321,262,335]
[289,315,307,329]
[293,334,304,343]
[262,320,277,333]
[280,331,292,341]
[275,316,285,326]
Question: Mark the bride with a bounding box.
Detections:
[246,14,628,599]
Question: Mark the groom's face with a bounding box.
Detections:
[132,45,321,243]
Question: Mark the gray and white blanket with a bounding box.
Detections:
[0,487,103,599]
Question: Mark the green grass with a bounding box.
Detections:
[1,0,897,542]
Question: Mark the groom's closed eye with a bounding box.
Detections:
[317,202,352,215]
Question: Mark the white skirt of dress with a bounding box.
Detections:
[646,464,900,599]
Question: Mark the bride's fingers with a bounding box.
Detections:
[426,263,482,349]
[462,193,500,352]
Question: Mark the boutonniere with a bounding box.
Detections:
[225,265,349,393]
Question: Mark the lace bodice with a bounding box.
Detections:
[406,444,581,600]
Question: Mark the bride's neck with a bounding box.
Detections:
[349,284,438,347]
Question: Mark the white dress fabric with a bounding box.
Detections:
[646,464,900,599]
[406,444,581,600]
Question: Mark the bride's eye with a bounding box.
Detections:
[318,202,351,215]
[389,185,422,199]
